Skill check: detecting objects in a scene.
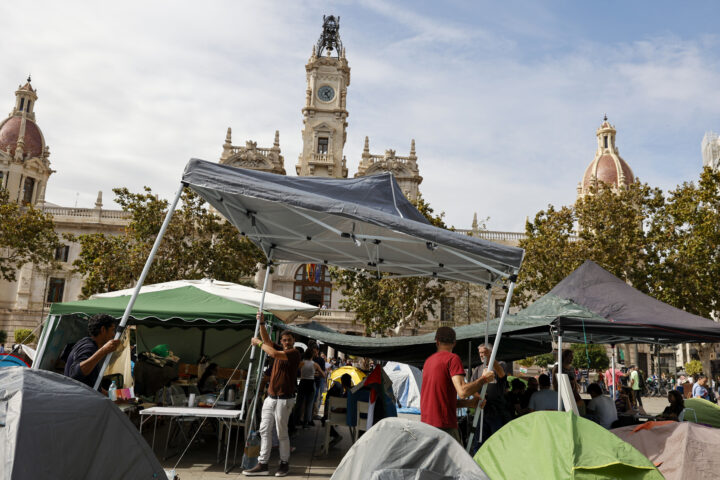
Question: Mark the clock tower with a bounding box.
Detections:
[296,16,350,178]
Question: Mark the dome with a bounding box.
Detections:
[582,153,634,188]
[0,116,44,158]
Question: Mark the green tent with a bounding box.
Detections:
[474,411,663,479]
[35,280,318,372]
[684,398,720,428]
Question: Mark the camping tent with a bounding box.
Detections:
[33,279,318,373]
[683,398,720,428]
[383,361,422,409]
[332,417,490,480]
[474,411,663,479]
[613,421,720,480]
[0,368,166,479]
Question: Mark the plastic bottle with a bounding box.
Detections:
[108,381,117,401]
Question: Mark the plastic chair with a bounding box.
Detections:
[319,396,349,455]
[678,408,697,423]
[353,401,369,442]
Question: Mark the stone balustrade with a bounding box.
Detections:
[228,145,276,156]
[310,153,335,164]
[41,206,130,221]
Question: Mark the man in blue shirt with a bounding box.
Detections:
[64,314,121,389]
[692,375,710,400]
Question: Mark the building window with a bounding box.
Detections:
[26,101,31,112]
[293,264,332,307]
[604,135,608,148]
[19,98,24,111]
[0,171,4,188]
[55,245,70,262]
[317,137,329,155]
[441,297,455,323]
[47,278,65,303]
[494,299,505,318]
[21,177,35,205]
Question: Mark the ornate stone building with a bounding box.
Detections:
[0,79,128,343]
[577,116,635,197]
[702,131,720,172]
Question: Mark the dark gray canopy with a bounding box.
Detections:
[0,368,165,479]
[182,159,523,284]
[545,260,720,344]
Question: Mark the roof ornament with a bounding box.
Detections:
[27,74,32,83]
[603,113,608,121]
[316,15,343,58]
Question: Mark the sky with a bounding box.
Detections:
[1,1,719,231]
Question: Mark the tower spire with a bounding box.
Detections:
[315,15,343,58]
[363,136,370,153]
[274,130,280,148]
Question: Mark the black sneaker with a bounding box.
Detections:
[243,462,269,476]
[275,462,289,477]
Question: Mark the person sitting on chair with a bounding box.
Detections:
[586,383,617,429]
[198,363,219,393]
[528,374,558,412]
[63,314,121,390]
[660,390,685,420]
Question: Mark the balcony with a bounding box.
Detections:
[309,153,335,165]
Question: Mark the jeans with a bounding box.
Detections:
[258,396,295,464]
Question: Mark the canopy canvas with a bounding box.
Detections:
[181,159,524,285]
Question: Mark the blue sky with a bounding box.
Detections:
[1,1,718,231]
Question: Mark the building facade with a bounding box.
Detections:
[0,79,128,344]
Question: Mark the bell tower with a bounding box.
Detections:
[296,15,350,178]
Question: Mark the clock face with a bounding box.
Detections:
[317,85,335,102]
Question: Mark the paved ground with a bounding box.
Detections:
[148,395,671,479]
[145,420,351,479]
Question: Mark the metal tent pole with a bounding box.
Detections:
[557,332,563,411]
[466,278,517,453]
[477,285,493,445]
[93,183,185,391]
[31,314,56,369]
[611,344,616,400]
[239,254,273,421]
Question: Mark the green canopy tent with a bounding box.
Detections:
[33,279,318,373]
[474,411,664,480]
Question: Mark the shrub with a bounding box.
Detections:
[684,359,703,377]
[14,328,36,345]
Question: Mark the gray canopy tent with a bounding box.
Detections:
[93,158,525,452]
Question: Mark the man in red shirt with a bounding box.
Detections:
[420,327,495,443]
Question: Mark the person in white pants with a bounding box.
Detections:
[243,314,301,477]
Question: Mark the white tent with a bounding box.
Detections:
[92,278,319,322]
[383,361,422,409]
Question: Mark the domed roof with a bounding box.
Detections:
[582,153,634,188]
[0,116,44,158]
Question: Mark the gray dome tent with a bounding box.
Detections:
[331,417,489,480]
[0,368,166,479]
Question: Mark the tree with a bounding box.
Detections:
[570,343,609,371]
[646,167,720,321]
[14,328,36,345]
[69,187,264,298]
[0,188,62,282]
[684,359,703,377]
[330,195,449,335]
[516,181,664,306]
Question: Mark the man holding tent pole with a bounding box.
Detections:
[243,313,301,477]
[420,326,494,444]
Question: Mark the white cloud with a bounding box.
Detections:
[1,1,718,232]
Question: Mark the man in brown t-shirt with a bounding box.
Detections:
[243,313,301,477]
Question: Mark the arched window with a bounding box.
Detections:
[294,264,332,307]
[22,177,35,205]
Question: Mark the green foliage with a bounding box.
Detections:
[14,328,36,345]
[69,187,264,297]
[570,343,609,370]
[330,195,449,334]
[684,359,703,377]
[0,188,62,281]
[530,353,556,368]
[516,357,536,368]
[516,181,664,306]
[0,330,7,345]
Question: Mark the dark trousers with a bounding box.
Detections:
[632,389,643,407]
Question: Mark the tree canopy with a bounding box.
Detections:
[0,188,61,282]
[69,187,264,298]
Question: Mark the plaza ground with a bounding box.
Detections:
[158,395,670,479]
